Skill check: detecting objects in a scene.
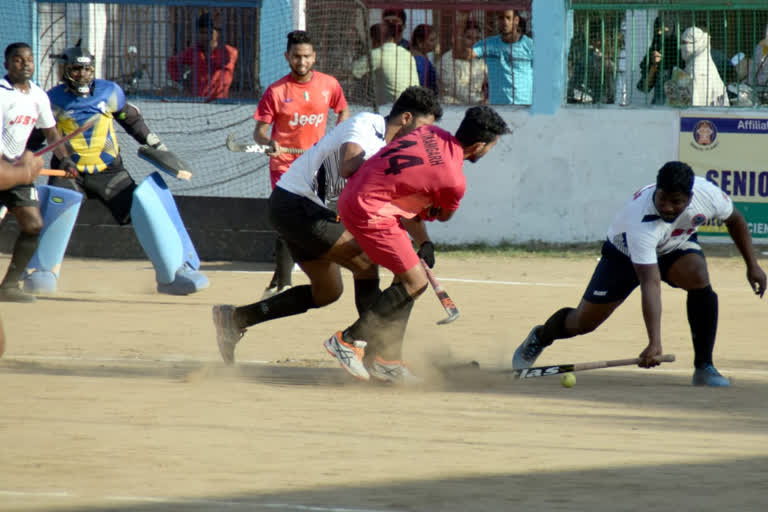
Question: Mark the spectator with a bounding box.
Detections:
[439,20,487,104]
[636,14,680,104]
[675,26,729,106]
[369,23,385,50]
[749,25,768,104]
[352,21,419,105]
[410,24,438,94]
[567,23,616,104]
[167,12,238,100]
[472,9,533,105]
[382,9,409,49]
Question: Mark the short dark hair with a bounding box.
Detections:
[197,12,220,31]
[656,161,694,195]
[286,30,313,52]
[382,9,406,24]
[5,42,31,62]
[411,24,433,47]
[454,106,510,146]
[389,86,443,121]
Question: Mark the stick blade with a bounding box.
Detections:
[437,311,460,325]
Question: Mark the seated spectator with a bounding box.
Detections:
[382,9,409,50]
[672,26,729,106]
[472,9,533,105]
[567,23,616,104]
[352,21,419,105]
[439,20,487,104]
[410,24,438,94]
[167,13,238,100]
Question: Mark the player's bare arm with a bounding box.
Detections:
[634,263,664,367]
[253,120,281,156]
[338,141,366,178]
[336,107,351,124]
[0,150,42,189]
[723,209,767,297]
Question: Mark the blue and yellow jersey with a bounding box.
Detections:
[48,79,126,173]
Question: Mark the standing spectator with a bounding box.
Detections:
[440,20,488,104]
[749,25,768,103]
[472,9,533,105]
[352,22,419,105]
[255,30,350,298]
[382,9,409,49]
[636,14,680,105]
[167,12,238,100]
[410,24,438,94]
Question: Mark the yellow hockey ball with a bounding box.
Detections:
[561,373,576,388]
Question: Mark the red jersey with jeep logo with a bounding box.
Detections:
[254,71,347,187]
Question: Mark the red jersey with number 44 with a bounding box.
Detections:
[339,124,466,226]
[254,71,347,180]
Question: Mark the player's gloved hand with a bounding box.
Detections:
[58,156,79,178]
[418,241,436,268]
[146,132,168,152]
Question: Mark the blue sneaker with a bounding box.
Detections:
[512,326,546,369]
[692,364,730,387]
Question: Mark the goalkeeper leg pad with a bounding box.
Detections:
[23,185,83,294]
[131,172,208,295]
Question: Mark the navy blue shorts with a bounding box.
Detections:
[583,238,705,304]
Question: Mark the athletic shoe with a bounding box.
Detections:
[212,304,246,365]
[261,284,292,300]
[323,331,369,381]
[512,325,546,369]
[0,285,36,303]
[367,357,423,385]
[692,364,730,387]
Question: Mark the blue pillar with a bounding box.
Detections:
[531,1,567,115]
[1,1,36,73]
[259,0,294,90]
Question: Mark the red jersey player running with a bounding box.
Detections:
[254,30,350,298]
[324,106,509,381]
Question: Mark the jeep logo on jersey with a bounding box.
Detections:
[289,112,324,128]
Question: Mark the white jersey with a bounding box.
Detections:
[0,76,56,160]
[276,112,386,207]
[607,177,733,265]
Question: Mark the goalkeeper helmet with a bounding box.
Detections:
[61,46,95,96]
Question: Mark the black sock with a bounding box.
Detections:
[379,299,414,360]
[537,307,576,346]
[345,282,412,343]
[274,237,294,288]
[687,286,718,369]
[1,232,40,287]
[235,285,316,328]
[353,278,381,315]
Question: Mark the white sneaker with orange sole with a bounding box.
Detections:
[323,331,369,381]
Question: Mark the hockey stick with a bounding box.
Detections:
[422,259,459,325]
[225,133,303,155]
[442,354,675,379]
[505,354,676,379]
[33,116,98,158]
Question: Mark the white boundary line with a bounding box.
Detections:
[0,490,398,512]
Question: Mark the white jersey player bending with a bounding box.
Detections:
[513,161,766,387]
[0,42,76,302]
[213,86,442,380]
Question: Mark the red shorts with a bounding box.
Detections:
[340,207,418,275]
[270,169,286,189]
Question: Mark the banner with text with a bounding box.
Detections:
[679,115,768,239]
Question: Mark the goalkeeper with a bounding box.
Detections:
[25,45,208,295]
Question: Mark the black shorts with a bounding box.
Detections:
[48,157,136,225]
[268,187,346,263]
[0,184,39,209]
[583,238,705,304]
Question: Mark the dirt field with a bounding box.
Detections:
[1,250,766,512]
